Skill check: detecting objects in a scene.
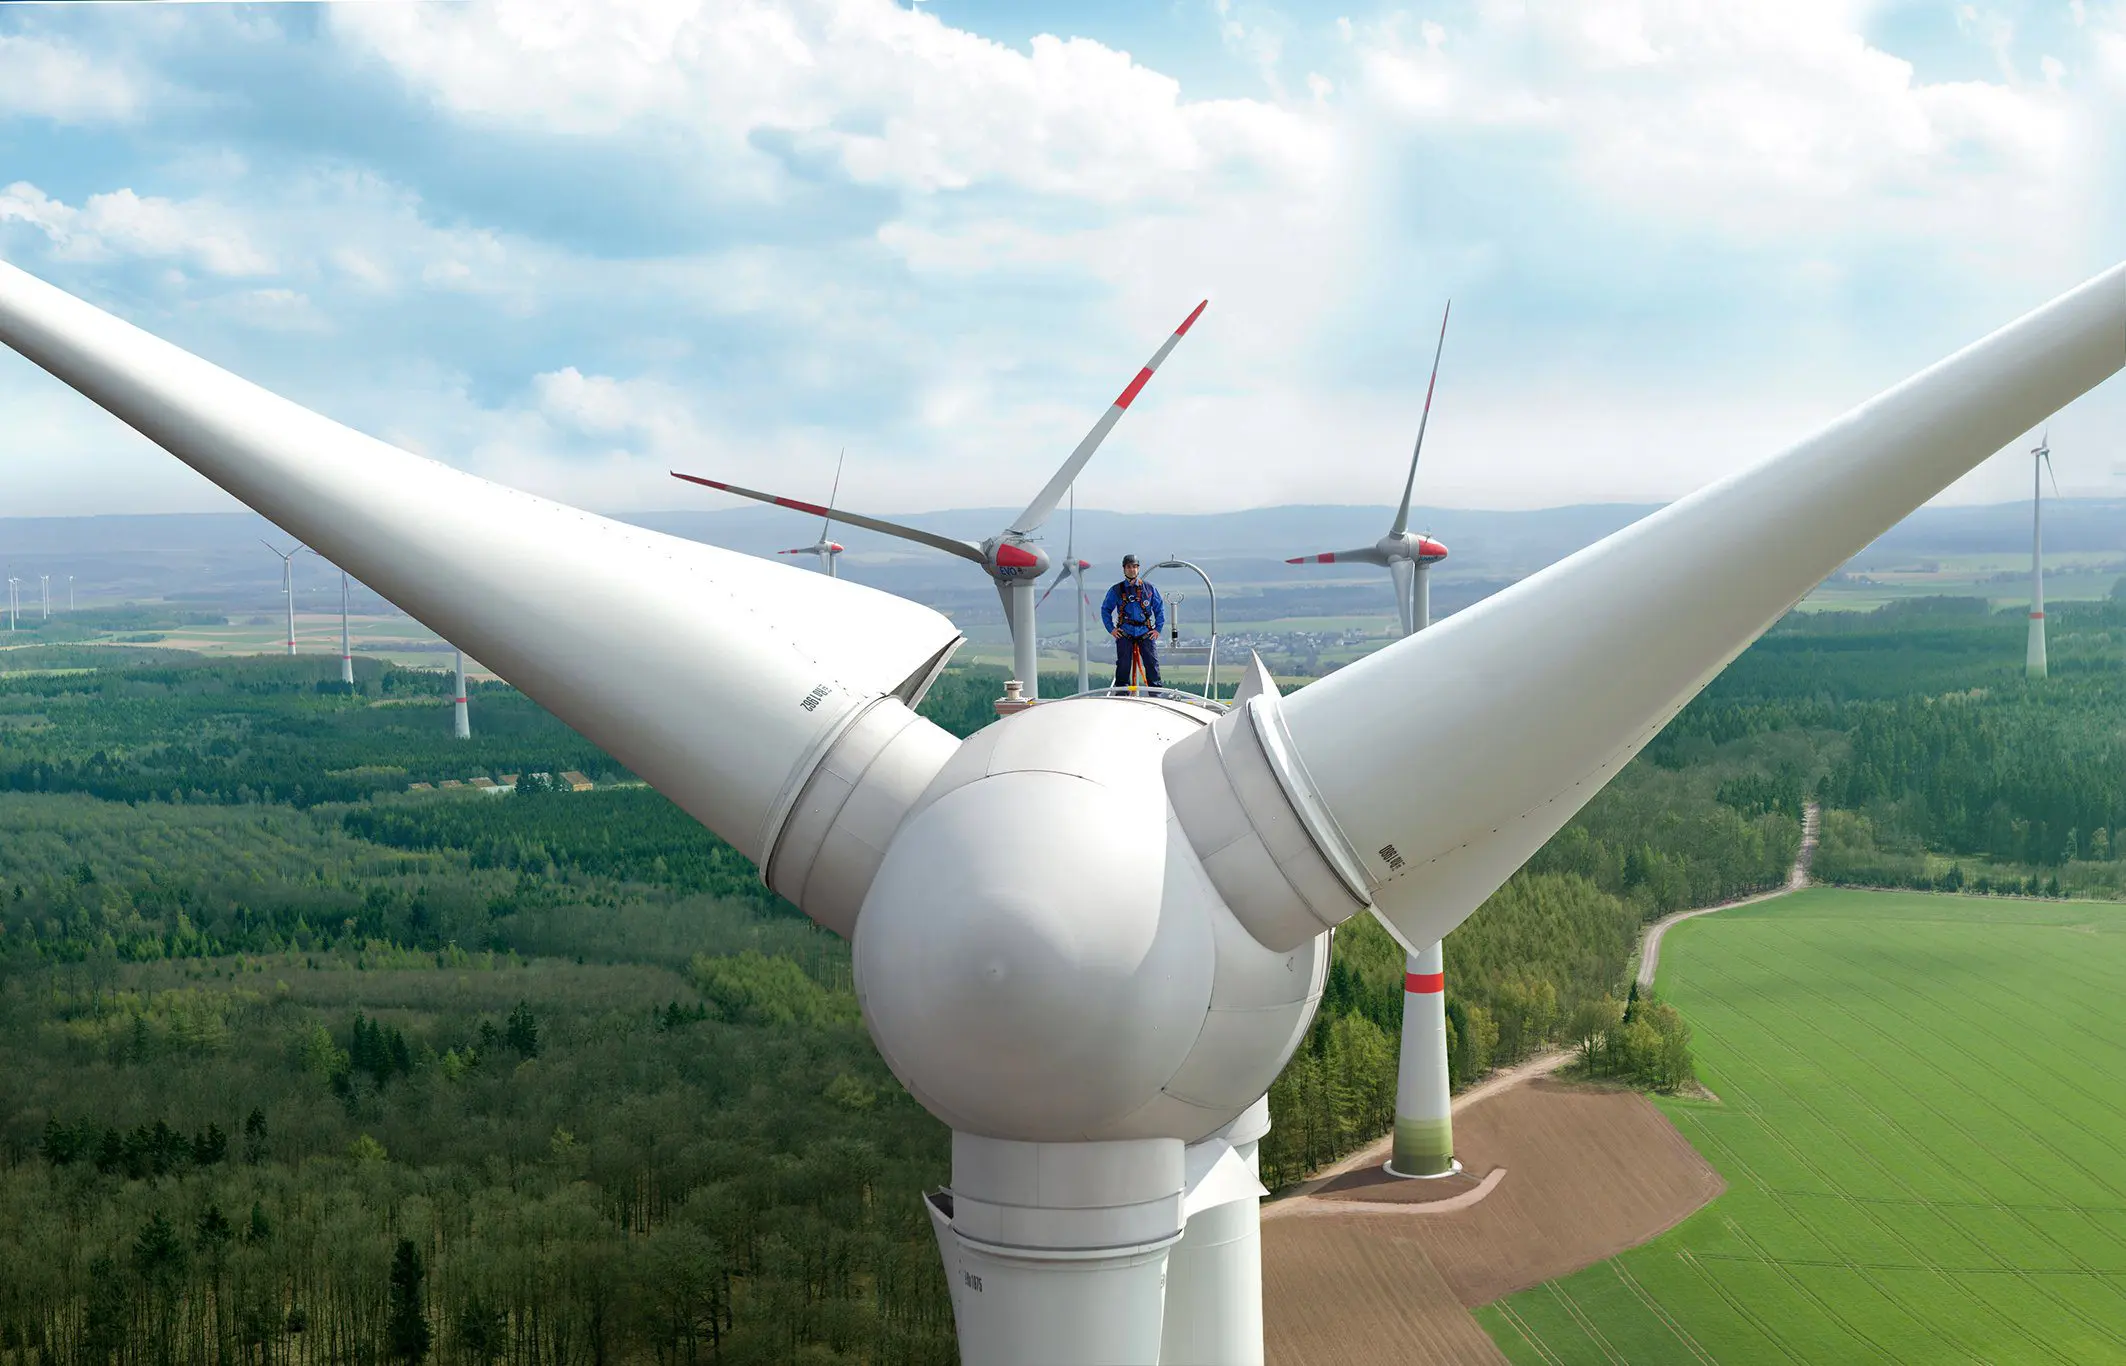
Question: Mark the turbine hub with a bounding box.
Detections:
[854,697,1325,1143]
[984,537,1051,582]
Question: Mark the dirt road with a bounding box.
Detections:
[1636,799,1818,990]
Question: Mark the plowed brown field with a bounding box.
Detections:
[1262,1078,1723,1363]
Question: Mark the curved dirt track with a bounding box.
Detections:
[1637,799,1818,990]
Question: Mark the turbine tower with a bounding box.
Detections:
[4,575,15,632]
[1037,486,1094,695]
[262,539,299,655]
[303,549,358,686]
[338,570,354,685]
[776,450,848,576]
[39,574,48,621]
[673,303,1205,703]
[2028,432,2055,680]
[2,255,2122,1365]
[452,648,471,739]
[1285,300,1460,1180]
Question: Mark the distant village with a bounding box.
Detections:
[408,770,595,795]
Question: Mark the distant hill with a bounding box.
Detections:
[0,497,2116,625]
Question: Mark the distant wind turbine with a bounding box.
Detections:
[304,549,357,685]
[453,648,471,739]
[776,451,849,577]
[2028,431,2057,680]
[262,540,300,656]
[1037,485,1094,695]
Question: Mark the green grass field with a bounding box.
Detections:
[1478,888,2126,1365]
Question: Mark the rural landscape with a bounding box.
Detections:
[8,3,2126,1361]
[2,556,2125,1362]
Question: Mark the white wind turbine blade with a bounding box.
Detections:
[0,258,966,908]
[670,470,988,565]
[1390,301,1450,538]
[1281,262,2126,953]
[1010,301,1207,536]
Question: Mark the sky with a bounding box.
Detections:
[0,0,2123,520]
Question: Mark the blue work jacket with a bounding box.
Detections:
[1101,578,1165,637]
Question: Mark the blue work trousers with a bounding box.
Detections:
[1113,632,1162,688]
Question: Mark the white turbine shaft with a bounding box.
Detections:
[1159,1097,1270,1365]
[1269,264,2126,955]
[340,569,354,686]
[66,576,73,612]
[1389,941,1455,1177]
[2028,448,2048,679]
[0,257,966,939]
[1006,579,1038,695]
[453,647,471,740]
[39,574,48,620]
[282,555,295,655]
[1385,560,1451,1182]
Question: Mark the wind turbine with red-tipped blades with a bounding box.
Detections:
[674,302,1206,702]
[1286,301,1461,1183]
[777,450,849,577]
[1287,302,1454,633]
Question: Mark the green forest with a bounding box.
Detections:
[1,586,2118,1363]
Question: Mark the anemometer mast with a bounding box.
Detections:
[3,254,2123,1365]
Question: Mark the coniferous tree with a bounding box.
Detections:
[387,1237,431,1364]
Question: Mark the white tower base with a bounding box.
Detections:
[928,1133,1183,1366]
[1388,940,1458,1179]
[2027,612,2048,679]
[1161,1097,1271,1366]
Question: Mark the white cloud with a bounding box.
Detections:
[1349,0,2079,243]
[330,0,1328,205]
[0,182,273,276]
[0,32,139,122]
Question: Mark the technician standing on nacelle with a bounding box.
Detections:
[1102,553,1165,689]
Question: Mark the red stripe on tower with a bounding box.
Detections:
[1115,367,1155,409]
[2030,611,2046,619]
[1405,971,1445,994]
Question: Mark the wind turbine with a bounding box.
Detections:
[1285,301,1460,1180]
[262,539,299,655]
[304,548,357,685]
[673,302,1206,702]
[1286,301,1453,634]
[452,648,470,739]
[1037,485,1094,695]
[775,450,849,577]
[2028,431,2056,680]
[3,255,2123,1365]
[4,575,15,632]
